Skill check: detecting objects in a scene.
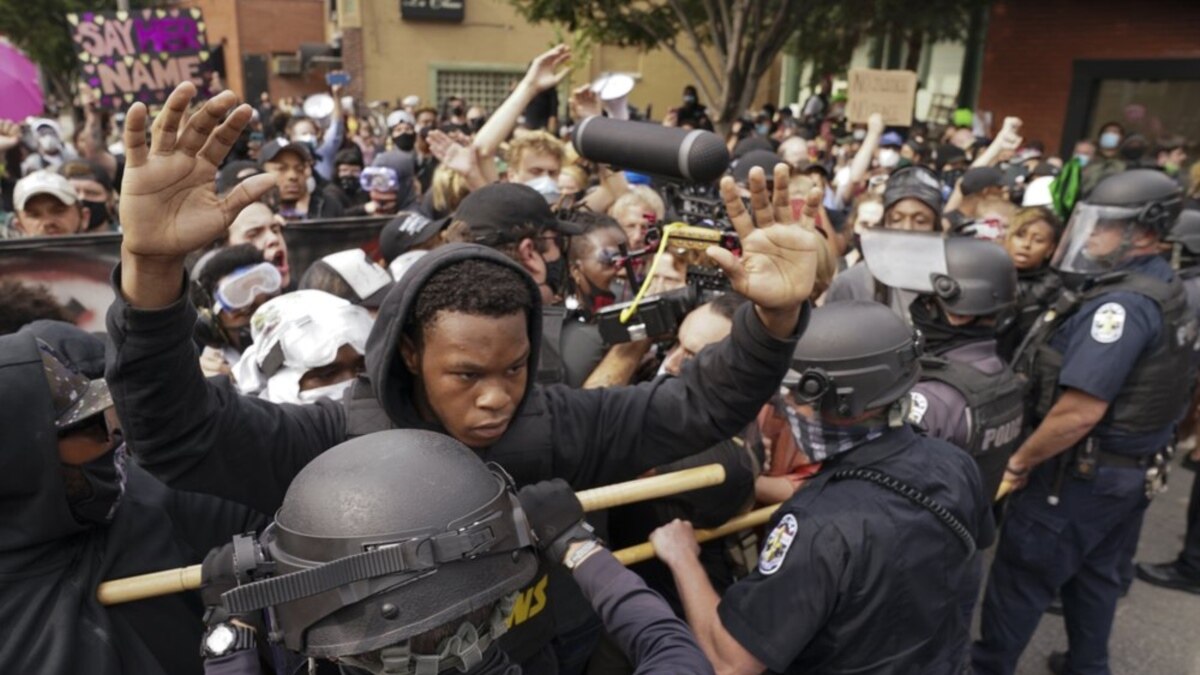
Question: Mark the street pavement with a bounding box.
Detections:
[972,464,1200,674]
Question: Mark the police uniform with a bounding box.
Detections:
[974,254,1195,675]
[717,425,994,674]
[909,341,1025,501]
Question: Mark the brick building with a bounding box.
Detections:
[977,0,1200,157]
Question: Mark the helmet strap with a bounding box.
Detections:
[379,592,518,675]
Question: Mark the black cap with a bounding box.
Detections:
[379,212,449,263]
[216,160,264,195]
[936,144,967,167]
[453,183,584,246]
[731,136,774,160]
[732,149,784,185]
[334,146,364,168]
[260,139,313,165]
[960,167,1005,196]
[883,166,944,217]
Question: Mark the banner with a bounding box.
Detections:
[67,8,213,110]
[0,217,390,333]
[846,68,918,127]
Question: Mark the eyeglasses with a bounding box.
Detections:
[360,166,399,193]
[215,262,283,313]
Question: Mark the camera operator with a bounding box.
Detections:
[106,84,820,675]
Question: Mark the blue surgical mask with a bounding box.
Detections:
[1074,154,1090,168]
[756,123,771,137]
[1099,132,1120,150]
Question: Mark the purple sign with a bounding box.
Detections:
[67,8,213,110]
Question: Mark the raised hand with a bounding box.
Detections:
[522,44,571,93]
[426,129,486,189]
[866,112,884,137]
[711,163,820,337]
[570,84,602,120]
[120,83,275,260]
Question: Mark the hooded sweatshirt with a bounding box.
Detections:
[0,322,268,675]
[106,243,804,664]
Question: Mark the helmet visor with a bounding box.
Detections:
[215,262,283,313]
[1051,203,1142,274]
[860,228,948,293]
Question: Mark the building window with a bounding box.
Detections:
[433,67,524,112]
[1086,79,1200,150]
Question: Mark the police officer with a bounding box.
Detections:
[202,429,713,675]
[974,169,1195,675]
[649,301,994,674]
[885,235,1025,500]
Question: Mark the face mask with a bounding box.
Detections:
[83,200,109,230]
[38,134,62,154]
[544,255,566,292]
[293,133,318,147]
[783,405,886,463]
[525,175,560,204]
[1074,154,1090,168]
[878,148,900,169]
[297,378,354,404]
[393,132,416,152]
[909,298,995,354]
[338,176,362,195]
[683,95,697,105]
[64,441,128,526]
[853,129,866,141]
[756,123,771,137]
[1099,132,1120,150]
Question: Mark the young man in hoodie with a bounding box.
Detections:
[106,83,819,672]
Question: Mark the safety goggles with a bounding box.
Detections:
[359,166,399,193]
[215,262,283,314]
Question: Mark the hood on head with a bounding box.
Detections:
[0,330,89,553]
[365,244,543,432]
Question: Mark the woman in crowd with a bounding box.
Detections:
[998,205,1063,361]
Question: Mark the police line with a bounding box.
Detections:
[0,216,391,332]
[97,463,728,606]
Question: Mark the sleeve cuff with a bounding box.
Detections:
[108,263,197,340]
[732,302,810,364]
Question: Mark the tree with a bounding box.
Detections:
[0,0,155,108]
[510,0,863,129]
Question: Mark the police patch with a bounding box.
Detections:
[758,513,798,576]
[1090,302,1126,344]
[908,391,929,425]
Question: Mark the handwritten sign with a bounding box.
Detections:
[401,0,465,23]
[67,8,212,109]
[846,68,917,127]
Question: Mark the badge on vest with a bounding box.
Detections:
[1090,303,1126,344]
[759,513,798,576]
[908,391,929,425]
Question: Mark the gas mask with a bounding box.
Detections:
[525,175,560,204]
[63,439,129,526]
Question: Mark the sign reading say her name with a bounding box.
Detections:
[400,0,465,23]
[67,8,213,110]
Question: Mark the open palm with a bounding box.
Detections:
[120,83,275,259]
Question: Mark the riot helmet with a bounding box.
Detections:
[220,430,537,670]
[1053,169,1182,274]
[784,301,922,418]
[1168,209,1200,268]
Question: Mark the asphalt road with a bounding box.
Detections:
[972,464,1200,674]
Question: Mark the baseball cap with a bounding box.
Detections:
[453,183,585,247]
[37,339,112,430]
[379,212,448,263]
[260,139,313,165]
[301,249,395,309]
[879,131,904,148]
[883,166,944,217]
[732,149,784,185]
[216,160,264,196]
[960,167,1005,196]
[14,170,79,212]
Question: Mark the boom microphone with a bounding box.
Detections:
[572,116,731,185]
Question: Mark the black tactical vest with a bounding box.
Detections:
[1016,271,1196,435]
[918,355,1025,500]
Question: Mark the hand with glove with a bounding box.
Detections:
[199,539,260,659]
[518,479,603,570]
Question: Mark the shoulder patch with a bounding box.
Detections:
[1090,302,1126,344]
[908,391,929,425]
[758,513,798,576]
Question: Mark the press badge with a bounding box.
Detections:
[758,514,798,576]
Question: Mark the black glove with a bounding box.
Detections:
[200,542,238,626]
[518,479,600,565]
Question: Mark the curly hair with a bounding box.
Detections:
[406,259,534,347]
[0,280,69,336]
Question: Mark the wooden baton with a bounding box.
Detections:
[612,503,783,566]
[96,463,727,606]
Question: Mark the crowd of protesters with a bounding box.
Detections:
[2,39,1199,675]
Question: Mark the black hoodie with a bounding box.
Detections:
[106,243,805,664]
[0,322,267,675]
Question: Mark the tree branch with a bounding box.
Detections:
[667,0,722,92]
[701,0,730,59]
[661,39,722,109]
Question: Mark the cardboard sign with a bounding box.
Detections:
[67,8,213,110]
[846,68,917,127]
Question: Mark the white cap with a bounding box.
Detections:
[402,95,420,108]
[386,110,415,129]
[389,249,428,281]
[318,249,394,306]
[14,170,78,212]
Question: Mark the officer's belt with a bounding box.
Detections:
[1091,448,1161,470]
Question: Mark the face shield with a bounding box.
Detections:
[1051,203,1143,275]
[859,228,948,293]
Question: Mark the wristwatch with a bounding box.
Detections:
[201,621,257,658]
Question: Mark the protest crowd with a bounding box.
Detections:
[5,33,1200,675]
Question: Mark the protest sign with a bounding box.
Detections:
[67,8,213,110]
[846,68,918,127]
